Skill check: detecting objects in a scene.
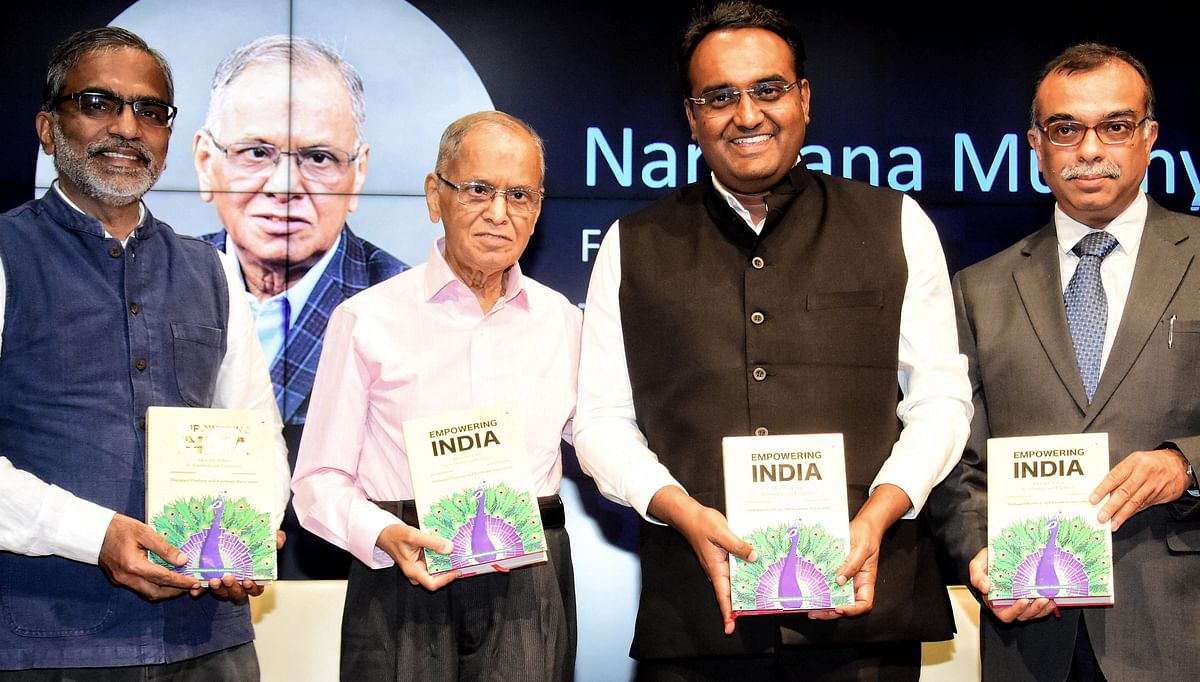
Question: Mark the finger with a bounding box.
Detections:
[123,574,187,601]
[706,571,736,635]
[988,598,1028,623]
[710,527,757,563]
[408,529,454,556]
[130,559,203,591]
[1089,461,1129,504]
[276,530,287,550]
[969,552,992,594]
[1018,598,1057,621]
[1100,469,1150,528]
[833,543,869,585]
[412,569,458,592]
[131,523,189,567]
[835,574,875,617]
[400,556,458,592]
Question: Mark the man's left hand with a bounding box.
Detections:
[1090,448,1190,531]
[190,530,286,601]
[808,483,910,620]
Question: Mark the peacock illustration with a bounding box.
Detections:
[730,520,851,612]
[150,493,276,581]
[989,514,1109,601]
[421,482,545,573]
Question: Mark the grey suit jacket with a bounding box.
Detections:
[930,198,1200,681]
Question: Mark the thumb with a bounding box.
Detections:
[712,526,757,563]
[139,525,188,567]
[411,530,453,555]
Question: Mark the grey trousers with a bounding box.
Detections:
[340,526,576,682]
[0,642,259,682]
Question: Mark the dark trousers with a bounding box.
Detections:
[341,526,576,682]
[0,642,259,682]
[635,641,920,682]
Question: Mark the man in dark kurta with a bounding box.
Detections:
[574,3,971,679]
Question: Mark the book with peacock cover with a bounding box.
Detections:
[402,402,547,578]
[145,406,278,582]
[986,433,1114,607]
[722,433,853,615]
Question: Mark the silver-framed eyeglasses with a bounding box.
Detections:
[687,80,800,115]
[1038,116,1152,147]
[204,130,360,184]
[53,91,177,128]
[436,173,544,213]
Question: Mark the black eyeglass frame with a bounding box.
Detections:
[52,90,178,128]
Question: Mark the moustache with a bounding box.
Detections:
[87,137,153,165]
[1060,161,1121,181]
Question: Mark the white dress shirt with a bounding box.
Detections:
[574,172,972,521]
[0,187,289,563]
[1054,192,1148,374]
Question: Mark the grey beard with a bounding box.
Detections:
[51,122,162,207]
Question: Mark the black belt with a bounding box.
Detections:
[373,494,565,529]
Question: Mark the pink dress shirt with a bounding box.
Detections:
[291,240,581,569]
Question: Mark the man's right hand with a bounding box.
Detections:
[648,486,757,635]
[969,546,1057,623]
[98,513,200,600]
[375,524,458,591]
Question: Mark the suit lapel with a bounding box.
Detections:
[1086,202,1194,426]
[1012,223,1091,413]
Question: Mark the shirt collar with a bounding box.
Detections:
[52,181,146,242]
[708,157,807,236]
[422,237,530,311]
[1055,191,1147,260]
[229,230,344,327]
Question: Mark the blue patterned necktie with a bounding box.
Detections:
[1064,231,1119,403]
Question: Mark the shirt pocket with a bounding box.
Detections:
[172,322,225,407]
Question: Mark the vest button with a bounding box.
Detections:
[750,311,765,325]
[136,418,146,431]
[129,302,139,315]
[752,366,766,381]
[108,245,122,258]
[751,256,765,270]
[754,426,769,436]
[134,358,147,371]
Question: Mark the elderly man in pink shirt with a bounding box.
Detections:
[291,111,581,682]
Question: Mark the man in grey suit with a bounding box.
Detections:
[931,43,1200,681]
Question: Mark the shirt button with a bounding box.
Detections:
[129,302,139,315]
[134,358,147,371]
[750,311,765,325]
[751,256,765,270]
[754,426,769,436]
[108,245,122,258]
[752,367,766,381]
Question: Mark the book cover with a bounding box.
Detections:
[145,406,278,582]
[986,433,1114,607]
[723,433,853,615]
[402,402,547,577]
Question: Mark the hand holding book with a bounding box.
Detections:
[1090,448,1190,531]
[970,546,1057,623]
[647,485,757,636]
[376,523,458,591]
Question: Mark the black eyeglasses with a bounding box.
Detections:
[53,91,177,128]
[437,173,543,213]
